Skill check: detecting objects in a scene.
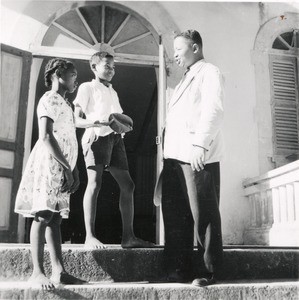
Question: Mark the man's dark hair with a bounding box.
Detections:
[175,29,203,48]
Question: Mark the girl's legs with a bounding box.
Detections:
[45,213,64,276]
[29,210,54,289]
[46,213,85,284]
[83,164,105,249]
[109,166,154,248]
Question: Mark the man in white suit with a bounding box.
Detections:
[159,29,224,287]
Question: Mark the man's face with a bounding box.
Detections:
[94,57,115,82]
[173,36,196,68]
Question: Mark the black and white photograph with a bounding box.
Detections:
[0,0,298,299]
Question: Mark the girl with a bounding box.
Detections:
[15,58,84,289]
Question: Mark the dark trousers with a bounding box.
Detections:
[161,159,223,278]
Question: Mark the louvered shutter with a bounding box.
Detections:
[269,55,299,159]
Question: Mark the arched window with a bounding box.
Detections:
[39,3,160,65]
[269,30,299,165]
[272,30,299,50]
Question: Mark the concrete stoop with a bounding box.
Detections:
[0,280,298,300]
[0,244,298,282]
[0,244,298,299]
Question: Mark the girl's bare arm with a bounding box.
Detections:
[39,116,71,170]
[39,116,74,192]
[74,105,111,128]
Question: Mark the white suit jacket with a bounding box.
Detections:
[154,59,224,206]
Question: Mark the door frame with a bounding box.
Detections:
[0,44,32,242]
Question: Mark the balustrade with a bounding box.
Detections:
[243,160,299,246]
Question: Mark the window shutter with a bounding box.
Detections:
[269,54,299,159]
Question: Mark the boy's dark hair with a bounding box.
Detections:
[175,29,203,48]
[44,58,74,88]
[90,51,114,70]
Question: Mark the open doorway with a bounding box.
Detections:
[26,58,158,244]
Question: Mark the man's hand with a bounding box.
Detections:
[190,146,206,171]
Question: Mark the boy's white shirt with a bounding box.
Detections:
[74,79,123,144]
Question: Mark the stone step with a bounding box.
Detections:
[0,280,298,300]
[0,244,298,282]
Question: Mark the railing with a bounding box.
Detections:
[243,160,299,246]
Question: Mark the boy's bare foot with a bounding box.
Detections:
[121,237,155,248]
[84,236,107,249]
[28,273,55,290]
[51,272,87,285]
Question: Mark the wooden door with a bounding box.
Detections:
[0,44,32,242]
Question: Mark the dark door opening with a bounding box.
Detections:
[27,58,157,244]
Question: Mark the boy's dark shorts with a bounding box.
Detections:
[82,133,129,170]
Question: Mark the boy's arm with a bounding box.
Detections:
[74,84,112,128]
[74,83,98,128]
[74,104,112,128]
[74,104,97,128]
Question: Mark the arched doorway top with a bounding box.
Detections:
[31,1,179,66]
[42,2,159,58]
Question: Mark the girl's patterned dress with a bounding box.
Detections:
[14,91,78,218]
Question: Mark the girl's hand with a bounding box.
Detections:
[93,120,113,127]
[61,168,74,193]
[93,120,102,127]
[69,167,80,194]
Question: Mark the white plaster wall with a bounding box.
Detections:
[1,2,43,50]
[258,2,299,25]
[1,0,298,244]
[1,1,87,50]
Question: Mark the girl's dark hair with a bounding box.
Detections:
[44,58,74,87]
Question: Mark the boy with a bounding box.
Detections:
[74,49,153,249]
